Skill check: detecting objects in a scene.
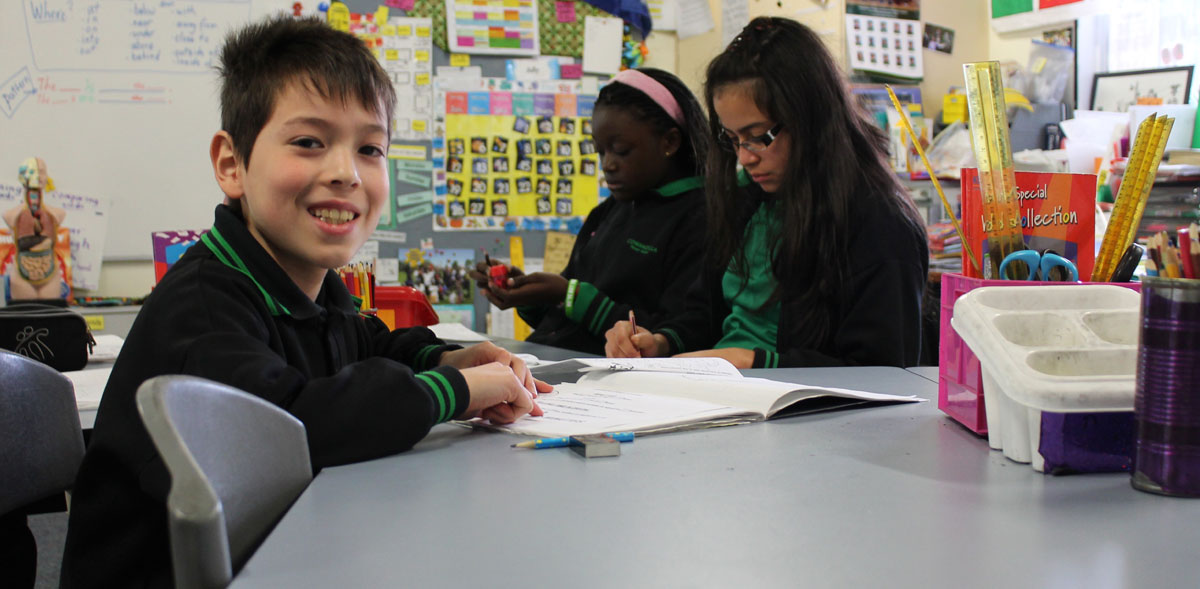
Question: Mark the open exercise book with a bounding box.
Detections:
[478,358,921,437]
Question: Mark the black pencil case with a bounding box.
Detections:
[0,303,95,372]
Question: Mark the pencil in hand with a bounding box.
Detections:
[628,310,640,358]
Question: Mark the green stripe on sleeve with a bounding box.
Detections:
[424,370,457,420]
[588,297,615,334]
[415,345,439,370]
[415,372,450,422]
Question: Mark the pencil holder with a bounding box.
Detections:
[1132,277,1200,497]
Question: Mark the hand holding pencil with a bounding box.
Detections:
[603,311,668,358]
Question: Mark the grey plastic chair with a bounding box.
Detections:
[136,375,313,589]
[0,347,85,512]
[0,348,86,586]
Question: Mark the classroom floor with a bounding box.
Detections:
[29,512,67,589]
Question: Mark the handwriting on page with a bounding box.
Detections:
[501,385,736,437]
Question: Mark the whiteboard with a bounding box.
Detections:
[1,0,295,260]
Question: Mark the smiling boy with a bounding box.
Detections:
[60,17,545,587]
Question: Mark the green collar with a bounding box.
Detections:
[200,227,291,317]
[654,176,704,197]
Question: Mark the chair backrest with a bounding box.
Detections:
[136,375,312,589]
[0,348,85,514]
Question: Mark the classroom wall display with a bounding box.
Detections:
[352,16,436,141]
[0,183,110,291]
[446,0,540,56]
[0,0,296,261]
[433,77,601,233]
[380,149,437,231]
[844,13,923,81]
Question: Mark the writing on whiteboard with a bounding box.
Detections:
[23,0,249,73]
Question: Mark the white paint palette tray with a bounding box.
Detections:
[950,285,1141,472]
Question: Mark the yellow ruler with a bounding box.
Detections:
[963,61,1025,279]
[1091,114,1175,281]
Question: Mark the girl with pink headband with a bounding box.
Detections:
[471,67,710,355]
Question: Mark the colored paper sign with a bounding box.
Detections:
[556,1,577,22]
[991,0,1033,18]
[450,54,471,67]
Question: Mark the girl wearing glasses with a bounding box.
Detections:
[606,17,928,368]
[469,67,710,355]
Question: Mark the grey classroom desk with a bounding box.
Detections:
[231,365,1200,588]
[906,365,940,383]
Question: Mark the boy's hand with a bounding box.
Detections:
[604,321,668,358]
[459,362,544,424]
[674,348,755,369]
[466,259,524,290]
[439,342,551,398]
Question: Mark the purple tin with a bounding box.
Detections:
[1132,277,1200,497]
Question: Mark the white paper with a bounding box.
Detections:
[721,0,749,49]
[349,240,379,266]
[88,334,124,362]
[65,366,112,411]
[676,0,716,40]
[428,322,490,342]
[582,16,623,75]
[486,371,921,437]
[382,17,434,140]
[376,258,400,283]
[531,357,743,380]
[648,0,678,31]
[496,385,749,437]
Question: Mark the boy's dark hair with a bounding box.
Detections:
[217,16,396,168]
[594,67,709,177]
[703,17,924,348]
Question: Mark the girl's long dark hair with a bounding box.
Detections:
[594,67,709,177]
[704,17,923,347]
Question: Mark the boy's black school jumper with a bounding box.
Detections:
[60,204,469,588]
[518,176,706,355]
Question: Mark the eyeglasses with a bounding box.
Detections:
[720,123,784,153]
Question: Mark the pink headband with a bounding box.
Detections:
[610,69,685,126]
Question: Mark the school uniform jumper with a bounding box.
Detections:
[655,180,929,368]
[517,177,706,355]
[60,204,469,588]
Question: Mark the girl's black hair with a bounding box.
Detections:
[704,16,924,348]
[593,67,709,177]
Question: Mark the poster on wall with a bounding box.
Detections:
[347,16,436,141]
[433,78,602,233]
[845,0,919,21]
[845,14,924,80]
[446,0,540,56]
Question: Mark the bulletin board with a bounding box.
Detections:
[437,79,599,232]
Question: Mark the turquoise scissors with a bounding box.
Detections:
[999,249,1079,282]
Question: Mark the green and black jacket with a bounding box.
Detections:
[61,204,466,588]
[654,177,929,368]
[517,177,706,355]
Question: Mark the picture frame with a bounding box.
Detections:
[1090,65,1193,112]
